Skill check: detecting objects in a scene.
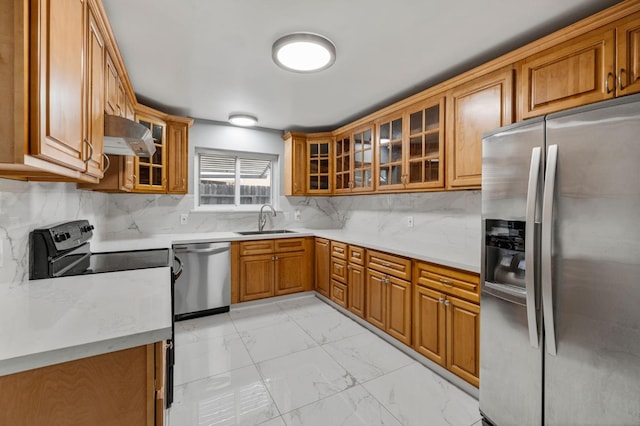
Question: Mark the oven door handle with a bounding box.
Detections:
[172,256,184,282]
[52,252,91,278]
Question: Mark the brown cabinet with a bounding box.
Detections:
[347,245,366,318]
[85,4,106,180]
[616,12,640,96]
[413,261,480,386]
[135,109,168,192]
[0,343,165,426]
[334,124,375,193]
[166,118,190,194]
[365,250,412,346]
[314,238,331,297]
[446,66,514,189]
[306,135,333,194]
[237,238,312,302]
[519,27,615,120]
[283,132,307,196]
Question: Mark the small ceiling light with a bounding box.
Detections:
[272,32,336,73]
[228,113,258,127]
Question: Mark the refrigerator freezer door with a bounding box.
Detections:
[544,96,640,425]
[480,119,544,426]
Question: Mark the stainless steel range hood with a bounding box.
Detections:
[103,114,156,157]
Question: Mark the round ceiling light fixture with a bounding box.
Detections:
[228,113,258,127]
[272,32,336,73]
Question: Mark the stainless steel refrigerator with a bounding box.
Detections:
[479,94,640,425]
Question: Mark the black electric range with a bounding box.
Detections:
[29,220,180,408]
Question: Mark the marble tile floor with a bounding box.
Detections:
[169,294,481,426]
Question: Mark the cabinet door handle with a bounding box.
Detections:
[438,298,445,304]
[444,299,450,307]
[439,278,453,286]
[606,72,614,93]
[132,174,137,183]
[619,68,626,91]
[102,153,111,173]
[83,139,94,164]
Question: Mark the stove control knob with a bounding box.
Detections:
[64,232,71,240]
[53,233,63,242]
[81,225,94,233]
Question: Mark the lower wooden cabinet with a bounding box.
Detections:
[365,268,412,346]
[413,262,481,387]
[314,238,331,297]
[0,343,165,426]
[347,262,365,318]
[330,279,348,308]
[235,237,313,303]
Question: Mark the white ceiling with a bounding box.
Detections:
[103,0,622,132]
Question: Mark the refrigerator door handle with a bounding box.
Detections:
[542,144,558,356]
[525,147,541,348]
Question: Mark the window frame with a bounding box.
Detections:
[194,148,279,212]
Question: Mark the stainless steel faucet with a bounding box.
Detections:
[258,204,276,232]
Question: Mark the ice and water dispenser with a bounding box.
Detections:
[484,219,527,289]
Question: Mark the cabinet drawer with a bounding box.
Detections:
[240,240,275,256]
[348,245,365,265]
[274,238,305,253]
[330,241,347,259]
[366,250,412,281]
[331,280,348,308]
[414,261,480,303]
[331,257,347,283]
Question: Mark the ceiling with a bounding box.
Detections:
[102,0,622,132]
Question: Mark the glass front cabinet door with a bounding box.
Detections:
[306,136,332,194]
[134,113,167,192]
[334,125,374,194]
[376,95,445,191]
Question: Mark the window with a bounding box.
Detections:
[196,150,277,210]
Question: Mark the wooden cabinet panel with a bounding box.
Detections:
[366,269,386,331]
[331,257,347,284]
[348,245,365,266]
[167,120,189,194]
[386,276,412,345]
[274,238,305,253]
[306,136,332,194]
[239,254,275,301]
[330,241,347,259]
[0,344,159,425]
[275,251,306,295]
[414,261,480,303]
[105,54,119,115]
[135,111,167,192]
[348,263,365,318]
[447,67,513,189]
[314,238,331,297]
[334,124,375,193]
[616,12,640,96]
[283,132,306,195]
[31,0,86,173]
[331,280,348,308]
[84,5,105,179]
[240,240,275,256]
[519,28,615,119]
[366,250,412,281]
[376,111,405,191]
[413,285,446,366]
[446,295,480,387]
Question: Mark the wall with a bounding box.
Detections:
[0,179,109,285]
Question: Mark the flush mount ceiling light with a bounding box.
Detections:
[228,113,258,127]
[272,32,336,73]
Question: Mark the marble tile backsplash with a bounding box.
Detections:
[0,177,481,286]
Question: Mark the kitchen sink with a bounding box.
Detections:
[235,230,297,236]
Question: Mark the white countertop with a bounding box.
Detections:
[93,228,480,272]
[0,268,172,376]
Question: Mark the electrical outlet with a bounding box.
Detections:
[180,213,188,225]
[407,216,414,228]
[294,209,301,221]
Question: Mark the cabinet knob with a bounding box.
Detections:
[444,299,450,306]
[438,298,445,304]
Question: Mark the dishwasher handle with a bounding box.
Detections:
[172,255,184,282]
[173,246,230,255]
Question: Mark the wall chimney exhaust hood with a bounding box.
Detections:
[103,115,156,157]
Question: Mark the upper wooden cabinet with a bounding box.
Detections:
[446,67,514,189]
[0,0,111,182]
[334,124,375,194]
[135,109,168,192]
[166,118,191,194]
[306,134,332,194]
[616,12,640,96]
[519,27,615,119]
[283,132,306,196]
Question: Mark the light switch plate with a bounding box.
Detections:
[407,216,414,227]
[180,213,188,225]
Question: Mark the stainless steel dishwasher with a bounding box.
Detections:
[172,241,230,321]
